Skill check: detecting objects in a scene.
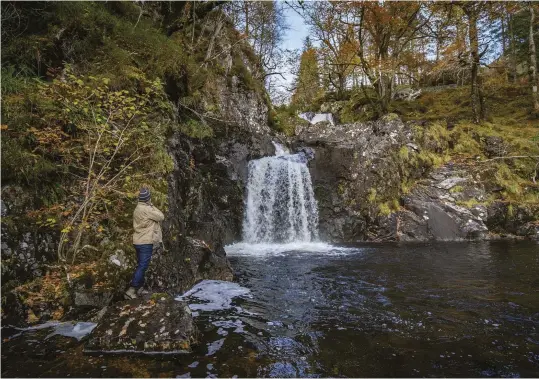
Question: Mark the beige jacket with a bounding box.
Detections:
[132,202,164,245]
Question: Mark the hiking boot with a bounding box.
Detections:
[124,287,138,300]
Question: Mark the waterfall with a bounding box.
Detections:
[242,143,319,243]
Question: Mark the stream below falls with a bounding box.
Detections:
[2,240,539,377]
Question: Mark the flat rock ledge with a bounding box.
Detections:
[84,296,198,355]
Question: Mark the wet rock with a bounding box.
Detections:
[295,146,315,161]
[292,113,534,241]
[108,249,129,269]
[85,297,197,355]
[145,237,233,295]
[486,201,539,237]
[73,290,114,309]
[516,222,539,239]
[434,177,467,190]
[397,168,489,240]
[292,115,413,241]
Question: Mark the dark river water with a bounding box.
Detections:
[2,241,539,378]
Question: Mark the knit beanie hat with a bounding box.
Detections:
[139,187,151,202]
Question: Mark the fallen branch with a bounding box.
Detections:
[482,155,539,162]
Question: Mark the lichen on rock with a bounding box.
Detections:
[85,297,197,355]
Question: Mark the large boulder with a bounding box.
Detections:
[486,201,539,238]
[398,173,489,241]
[393,87,422,101]
[145,237,233,295]
[292,114,416,241]
[85,296,197,355]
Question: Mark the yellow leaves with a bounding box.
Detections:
[52,307,64,320]
[27,309,39,324]
[0,124,8,130]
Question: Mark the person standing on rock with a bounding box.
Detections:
[125,187,164,299]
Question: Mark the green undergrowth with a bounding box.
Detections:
[416,121,539,207]
[365,85,538,215]
[1,1,270,279]
[271,104,310,136]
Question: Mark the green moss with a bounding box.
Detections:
[400,180,413,194]
[367,188,377,203]
[178,119,214,139]
[270,104,309,136]
[381,113,400,122]
[151,292,171,301]
[337,182,346,195]
[507,204,514,218]
[495,163,525,196]
[378,202,392,216]
[417,151,447,167]
[449,185,464,193]
[398,146,409,161]
[456,198,480,208]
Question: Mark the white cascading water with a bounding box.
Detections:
[242,142,319,243]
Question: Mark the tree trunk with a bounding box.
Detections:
[529,4,539,111]
[509,13,517,83]
[467,6,483,123]
[338,72,346,100]
[243,2,249,36]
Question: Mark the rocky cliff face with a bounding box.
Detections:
[1,16,279,325]
[154,40,277,294]
[292,115,539,242]
[292,115,416,241]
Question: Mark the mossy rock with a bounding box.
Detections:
[85,298,198,355]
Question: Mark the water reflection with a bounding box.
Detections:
[2,241,539,378]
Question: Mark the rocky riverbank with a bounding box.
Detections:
[292,114,539,242]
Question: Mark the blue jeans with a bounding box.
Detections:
[131,244,153,289]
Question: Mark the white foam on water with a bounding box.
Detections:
[46,321,97,341]
[206,338,225,356]
[176,280,251,311]
[212,319,246,334]
[272,141,289,156]
[8,321,96,341]
[225,242,354,257]
[298,112,335,126]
